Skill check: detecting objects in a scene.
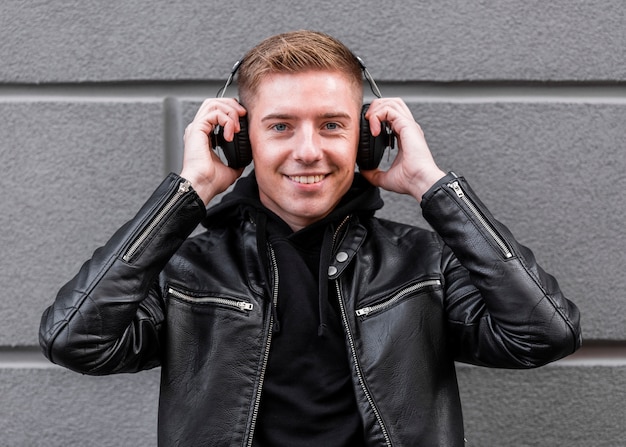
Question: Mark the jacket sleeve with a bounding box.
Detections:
[39,173,206,375]
[420,172,582,368]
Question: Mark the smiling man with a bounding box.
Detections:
[248,70,359,230]
[40,30,581,446]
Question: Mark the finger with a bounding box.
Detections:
[188,104,245,144]
[365,98,408,135]
[367,113,382,137]
[216,110,243,142]
[195,97,244,116]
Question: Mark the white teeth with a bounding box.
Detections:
[290,175,324,184]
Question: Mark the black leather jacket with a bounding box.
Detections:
[39,172,581,446]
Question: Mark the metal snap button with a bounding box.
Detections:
[336,251,349,262]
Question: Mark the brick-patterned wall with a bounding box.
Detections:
[1,1,624,445]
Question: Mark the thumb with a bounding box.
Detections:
[360,168,384,187]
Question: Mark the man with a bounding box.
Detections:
[40,30,581,446]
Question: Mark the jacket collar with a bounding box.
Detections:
[202,170,384,232]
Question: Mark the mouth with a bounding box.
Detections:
[288,174,326,185]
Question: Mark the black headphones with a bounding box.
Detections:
[211,57,395,170]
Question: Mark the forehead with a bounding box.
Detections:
[249,70,362,112]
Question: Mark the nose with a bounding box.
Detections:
[293,123,323,164]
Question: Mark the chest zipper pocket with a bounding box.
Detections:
[167,287,254,312]
[355,279,442,319]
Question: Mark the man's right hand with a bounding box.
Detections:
[180,98,247,205]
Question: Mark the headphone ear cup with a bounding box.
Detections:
[213,115,253,169]
[357,104,388,170]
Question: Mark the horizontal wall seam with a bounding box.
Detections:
[2,344,626,368]
[0,82,625,103]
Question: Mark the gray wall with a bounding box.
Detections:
[1,1,624,445]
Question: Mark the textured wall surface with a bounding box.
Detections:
[1,1,624,445]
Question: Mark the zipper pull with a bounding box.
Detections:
[237,302,254,311]
[355,306,372,317]
[178,179,192,194]
[448,180,465,198]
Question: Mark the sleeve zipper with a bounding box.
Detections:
[447,180,513,259]
[122,179,192,262]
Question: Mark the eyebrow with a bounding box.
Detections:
[261,112,352,122]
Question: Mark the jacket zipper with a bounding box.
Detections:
[246,245,278,447]
[330,216,393,445]
[447,180,513,259]
[333,215,351,246]
[355,279,442,318]
[167,287,253,312]
[335,280,392,446]
[122,179,192,262]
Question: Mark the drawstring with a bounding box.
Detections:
[255,211,281,334]
[317,225,335,337]
[256,209,342,337]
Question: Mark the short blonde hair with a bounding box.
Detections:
[238,30,363,106]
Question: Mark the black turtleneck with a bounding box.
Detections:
[204,172,384,446]
[252,217,364,447]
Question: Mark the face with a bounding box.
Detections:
[246,70,362,231]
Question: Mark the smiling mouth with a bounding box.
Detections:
[288,175,326,184]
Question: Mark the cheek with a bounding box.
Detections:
[250,144,284,170]
[248,128,269,165]
[247,122,284,165]
[341,140,359,167]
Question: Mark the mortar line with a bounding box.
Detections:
[163,96,184,176]
[2,343,626,368]
[0,81,625,103]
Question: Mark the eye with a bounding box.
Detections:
[324,122,339,130]
[272,123,288,132]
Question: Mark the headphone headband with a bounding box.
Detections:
[216,60,242,98]
[216,56,383,100]
[212,55,394,170]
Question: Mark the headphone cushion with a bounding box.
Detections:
[357,103,388,170]
[214,115,253,169]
